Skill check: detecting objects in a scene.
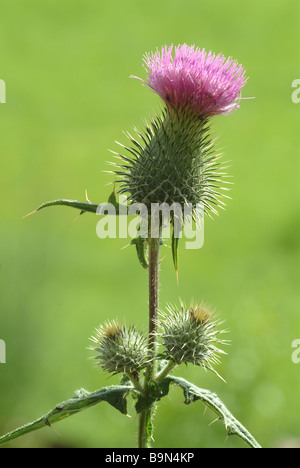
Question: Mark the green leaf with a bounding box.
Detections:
[25,199,99,216]
[171,227,179,279]
[131,236,149,269]
[135,379,170,413]
[0,385,133,446]
[167,376,261,448]
[107,189,123,214]
[24,190,128,218]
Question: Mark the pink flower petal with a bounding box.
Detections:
[135,44,247,117]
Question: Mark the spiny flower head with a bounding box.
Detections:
[90,320,148,375]
[157,302,227,371]
[135,44,247,117]
[113,44,248,215]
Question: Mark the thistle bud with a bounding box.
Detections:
[90,320,148,376]
[157,302,226,371]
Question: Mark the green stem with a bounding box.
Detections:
[137,409,148,448]
[138,235,160,448]
[125,372,144,394]
[146,235,160,379]
[154,360,177,382]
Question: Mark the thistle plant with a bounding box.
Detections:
[0,44,260,449]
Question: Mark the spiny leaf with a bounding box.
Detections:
[24,190,150,271]
[24,191,128,218]
[167,376,261,448]
[0,385,133,446]
[24,199,99,217]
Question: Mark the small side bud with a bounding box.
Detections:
[89,320,148,376]
[157,302,227,372]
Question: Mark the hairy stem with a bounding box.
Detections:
[138,235,160,448]
[147,235,160,375]
[125,372,144,394]
[154,360,177,382]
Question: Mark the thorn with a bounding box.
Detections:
[121,243,131,250]
[85,190,91,203]
[48,424,61,437]
[72,213,83,223]
[43,417,61,436]
[208,417,220,427]
[22,210,37,219]
[175,269,179,286]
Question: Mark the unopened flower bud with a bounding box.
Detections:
[90,320,148,376]
[157,302,226,370]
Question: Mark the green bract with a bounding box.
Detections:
[113,107,227,216]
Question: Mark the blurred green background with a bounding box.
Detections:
[0,0,299,448]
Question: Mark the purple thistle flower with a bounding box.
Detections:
[133,44,247,117]
[113,43,249,242]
